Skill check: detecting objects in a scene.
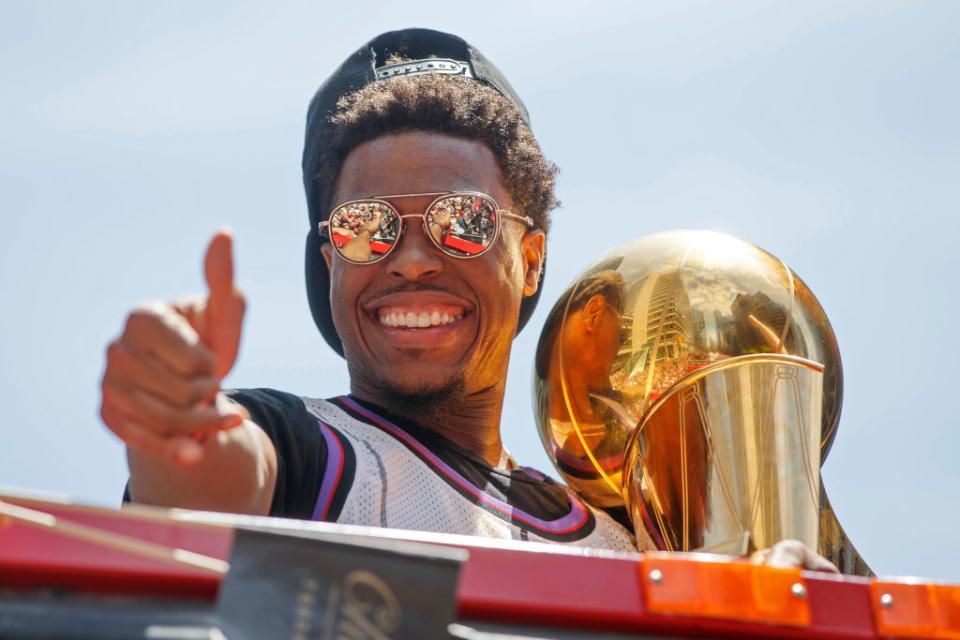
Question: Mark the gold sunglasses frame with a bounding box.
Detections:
[319,191,535,265]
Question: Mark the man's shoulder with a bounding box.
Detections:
[225,388,302,419]
[225,388,344,432]
[226,391,372,436]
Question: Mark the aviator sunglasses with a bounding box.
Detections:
[319,192,534,265]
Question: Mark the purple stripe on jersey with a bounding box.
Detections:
[339,396,589,534]
[311,421,344,521]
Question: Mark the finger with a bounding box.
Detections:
[203,229,246,378]
[749,548,770,565]
[100,401,204,465]
[102,382,243,437]
[802,548,839,573]
[763,540,839,573]
[763,540,805,569]
[123,304,217,377]
[105,340,219,408]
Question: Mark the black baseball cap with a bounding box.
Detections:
[303,28,546,356]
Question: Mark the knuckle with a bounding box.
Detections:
[125,302,168,332]
[100,406,130,441]
[104,341,132,376]
[106,341,136,372]
[98,402,112,425]
[776,539,804,553]
[124,308,150,331]
[100,381,119,404]
[105,339,122,362]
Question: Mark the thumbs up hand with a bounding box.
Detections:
[100,230,247,465]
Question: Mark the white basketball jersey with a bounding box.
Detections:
[301,395,637,552]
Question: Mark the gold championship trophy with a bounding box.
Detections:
[534,230,871,575]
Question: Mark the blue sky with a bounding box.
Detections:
[1,1,958,580]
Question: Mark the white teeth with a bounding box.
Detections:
[378,310,464,328]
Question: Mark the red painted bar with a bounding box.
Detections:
[0,497,230,598]
[2,495,957,638]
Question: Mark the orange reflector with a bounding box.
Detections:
[639,553,811,627]
[871,580,960,639]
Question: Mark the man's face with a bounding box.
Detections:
[560,295,622,391]
[322,131,544,402]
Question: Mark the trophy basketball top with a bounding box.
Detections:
[533,230,843,510]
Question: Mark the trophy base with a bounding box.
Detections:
[689,487,873,578]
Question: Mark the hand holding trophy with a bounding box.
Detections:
[534,230,870,575]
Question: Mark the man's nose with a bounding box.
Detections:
[387,221,443,282]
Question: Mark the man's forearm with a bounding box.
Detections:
[127,418,277,516]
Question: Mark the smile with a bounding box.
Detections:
[377,305,466,329]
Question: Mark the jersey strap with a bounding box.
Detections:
[332,395,596,541]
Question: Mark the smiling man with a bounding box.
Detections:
[100,29,836,570]
[101,29,636,550]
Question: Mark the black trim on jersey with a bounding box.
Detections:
[332,395,598,543]
[225,388,326,520]
[602,505,633,532]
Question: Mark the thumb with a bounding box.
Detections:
[203,228,246,379]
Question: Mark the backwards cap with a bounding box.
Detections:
[302,28,546,356]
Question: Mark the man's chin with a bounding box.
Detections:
[376,374,467,420]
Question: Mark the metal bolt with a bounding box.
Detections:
[649,569,663,584]
[880,593,894,608]
[791,583,807,598]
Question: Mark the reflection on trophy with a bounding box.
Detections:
[534,230,871,575]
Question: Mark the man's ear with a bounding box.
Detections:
[583,294,606,329]
[521,230,545,297]
[321,243,334,271]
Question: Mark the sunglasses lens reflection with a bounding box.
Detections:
[328,202,400,263]
[425,195,498,257]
